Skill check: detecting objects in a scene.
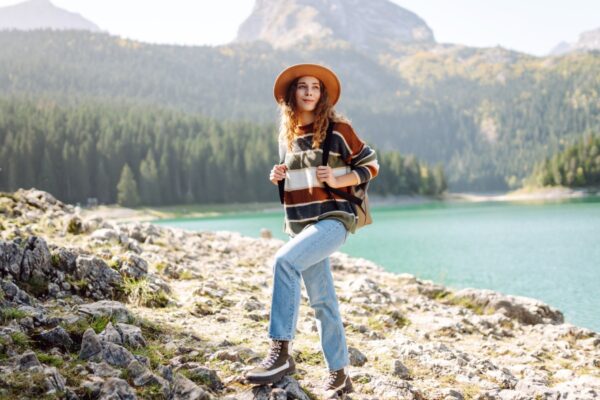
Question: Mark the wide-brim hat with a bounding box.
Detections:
[273,63,341,106]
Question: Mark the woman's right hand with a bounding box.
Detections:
[270,164,287,185]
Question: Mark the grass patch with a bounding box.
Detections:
[439,294,493,315]
[0,370,64,399]
[131,343,175,369]
[66,277,89,291]
[135,317,165,341]
[154,262,168,274]
[120,277,170,307]
[108,258,121,271]
[136,383,165,399]
[294,348,323,366]
[89,315,112,334]
[178,270,194,280]
[461,383,481,400]
[35,352,64,368]
[19,275,47,297]
[61,314,121,340]
[179,368,214,387]
[0,307,29,323]
[9,331,31,351]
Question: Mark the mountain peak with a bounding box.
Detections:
[0,0,101,32]
[234,0,435,52]
[549,26,600,56]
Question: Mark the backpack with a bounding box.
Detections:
[277,119,372,230]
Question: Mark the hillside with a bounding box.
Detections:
[0,0,100,32]
[0,28,599,191]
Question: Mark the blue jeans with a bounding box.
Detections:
[268,218,350,371]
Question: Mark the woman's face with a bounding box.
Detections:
[294,76,321,113]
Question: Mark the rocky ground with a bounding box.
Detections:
[1,189,599,400]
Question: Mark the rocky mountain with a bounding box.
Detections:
[0,0,100,32]
[550,26,600,56]
[234,0,435,53]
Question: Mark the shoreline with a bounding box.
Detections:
[81,185,599,224]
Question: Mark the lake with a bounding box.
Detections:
[153,197,600,332]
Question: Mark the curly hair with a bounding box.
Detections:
[277,76,350,151]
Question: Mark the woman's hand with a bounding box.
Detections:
[316,165,338,188]
[270,164,287,185]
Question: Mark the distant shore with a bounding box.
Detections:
[81,185,599,223]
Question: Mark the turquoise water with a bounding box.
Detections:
[154,197,600,332]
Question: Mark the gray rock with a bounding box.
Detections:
[47,282,61,297]
[392,359,411,379]
[272,375,311,400]
[65,215,84,234]
[97,377,137,400]
[238,385,270,400]
[552,375,600,400]
[126,360,167,389]
[186,366,223,391]
[210,349,242,363]
[17,350,42,370]
[269,388,287,400]
[44,366,66,394]
[158,364,174,382]
[0,280,33,305]
[79,328,103,361]
[77,300,132,323]
[20,236,52,283]
[514,379,559,399]
[348,346,367,367]
[451,288,564,325]
[0,241,23,279]
[90,228,119,242]
[115,323,146,348]
[171,373,211,400]
[99,322,123,345]
[75,256,123,299]
[120,253,148,279]
[51,248,78,274]
[87,361,122,378]
[39,326,75,352]
[240,298,264,312]
[102,342,136,368]
[21,189,59,210]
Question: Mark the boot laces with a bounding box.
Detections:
[259,340,282,368]
[326,369,340,388]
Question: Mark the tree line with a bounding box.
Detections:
[527,134,600,188]
[0,97,447,206]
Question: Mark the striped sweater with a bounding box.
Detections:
[279,121,379,237]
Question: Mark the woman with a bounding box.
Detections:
[244,64,379,397]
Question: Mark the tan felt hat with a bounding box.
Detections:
[273,63,341,106]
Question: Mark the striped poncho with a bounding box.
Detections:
[279,121,379,237]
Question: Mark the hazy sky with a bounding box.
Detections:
[1,0,598,56]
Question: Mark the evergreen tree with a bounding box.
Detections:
[117,164,140,207]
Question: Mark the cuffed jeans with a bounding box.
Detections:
[268,218,350,371]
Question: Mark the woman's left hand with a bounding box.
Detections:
[316,165,338,188]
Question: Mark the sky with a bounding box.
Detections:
[0,0,598,56]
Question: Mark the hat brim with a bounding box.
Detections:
[273,63,341,106]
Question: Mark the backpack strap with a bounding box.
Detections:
[322,120,367,217]
[277,155,285,204]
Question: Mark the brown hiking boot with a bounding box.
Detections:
[244,340,296,385]
[323,366,353,398]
